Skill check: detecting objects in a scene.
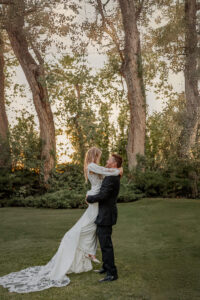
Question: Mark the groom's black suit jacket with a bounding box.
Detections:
[87,175,120,226]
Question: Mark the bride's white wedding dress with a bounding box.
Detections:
[0,163,120,293]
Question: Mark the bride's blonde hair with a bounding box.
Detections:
[84,147,102,182]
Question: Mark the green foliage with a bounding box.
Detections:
[111,102,129,168]
[0,113,44,201]
[9,113,42,171]
[48,163,87,193]
[47,53,126,165]
[0,134,11,168]
[0,169,42,201]
[130,155,200,199]
[95,103,112,165]
[118,176,145,202]
[145,93,186,169]
[0,189,86,209]
[142,0,185,89]
[0,161,144,207]
[0,163,87,208]
[47,54,102,164]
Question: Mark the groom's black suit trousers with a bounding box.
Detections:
[97,225,117,277]
[87,175,120,277]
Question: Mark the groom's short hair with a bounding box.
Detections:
[112,154,122,168]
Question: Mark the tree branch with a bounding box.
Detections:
[0,0,14,4]
[103,0,111,11]
[29,40,44,66]
[0,21,6,30]
[96,0,124,62]
[136,0,145,20]
[24,8,37,16]
[5,56,16,63]
[197,3,200,10]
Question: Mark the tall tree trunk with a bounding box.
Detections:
[74,83,86,164]
[118,0,146,170]
[178,0,200,157]
[0,33,10,168]
[6,1,56,182]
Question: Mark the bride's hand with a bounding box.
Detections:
[119,167,123,177]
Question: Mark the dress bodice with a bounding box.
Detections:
[87,173,104,196]
[86,163,120,196]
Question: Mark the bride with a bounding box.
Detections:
[0,147,122,293]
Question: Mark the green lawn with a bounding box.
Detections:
[0,198,200,300]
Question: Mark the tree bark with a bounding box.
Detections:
[74,83,86,164]
[178,0,200,157]
[118,0,146,170]
[0,33,10,168]
[5,1,56,181]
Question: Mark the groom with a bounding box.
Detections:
[86,153,122,282]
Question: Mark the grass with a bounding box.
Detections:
[0,198,200,300]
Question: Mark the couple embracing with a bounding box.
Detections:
[0,147,123,293]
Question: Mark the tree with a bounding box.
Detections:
[83,0,147,170]
[142,0,200,157]
[112,101,129,167]
[94,51,129,164]
[0,0,56,181]
[48,51,126,165]
[48,54,99,164]
[10,112,41,171]
[178,0,200,157]
[95,102,113,165]
[0,31,10,168]
[146,93,185,169]
[118,0,146,170]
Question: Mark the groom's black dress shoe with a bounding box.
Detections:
[94,268,106,274]
[99,275,118,282]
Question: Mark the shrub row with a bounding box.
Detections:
[1,159,199,208]
[0,189,86,209]
[0,178,143,208]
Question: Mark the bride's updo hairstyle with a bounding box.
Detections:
[84,147,102,182]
